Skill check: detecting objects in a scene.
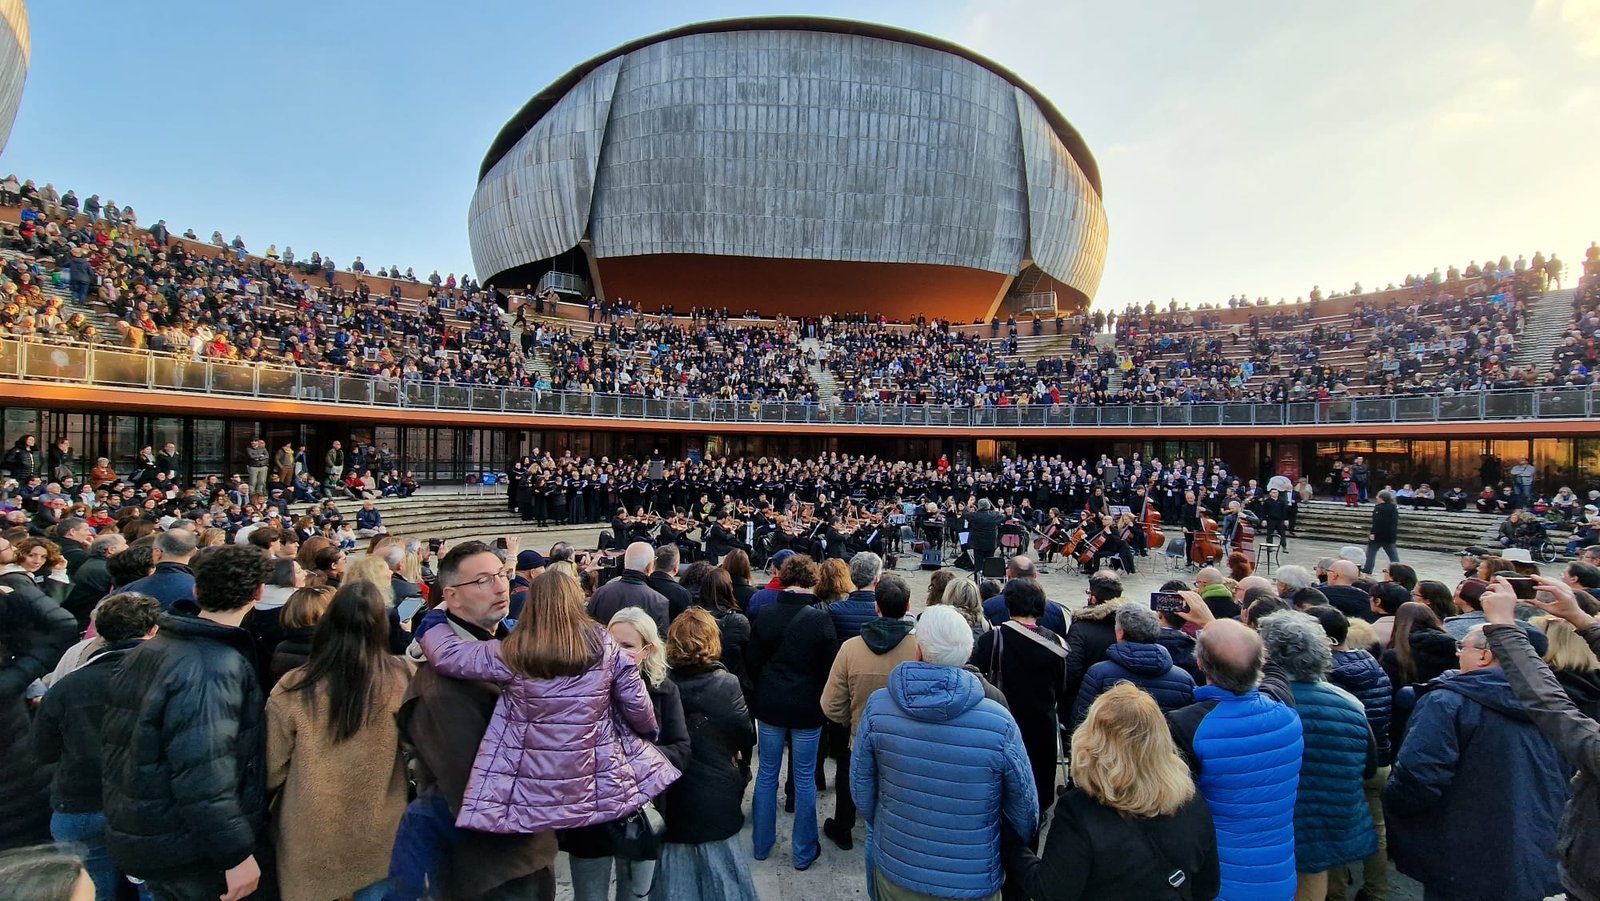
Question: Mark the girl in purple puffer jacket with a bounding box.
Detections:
[416,573,681,835]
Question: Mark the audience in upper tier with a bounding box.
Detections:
[1,176,1589,409]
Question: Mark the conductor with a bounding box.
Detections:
[964,498,1007,568]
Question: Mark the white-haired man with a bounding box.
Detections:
[852,605,1037,901]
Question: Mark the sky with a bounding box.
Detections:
[4,0,1597,309]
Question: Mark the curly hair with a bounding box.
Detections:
[1258,610,1332,682]
[193,544,273,613]
[12,536,63,573]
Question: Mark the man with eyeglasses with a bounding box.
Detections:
[1384,621,1568,901]
[391,540,556,900]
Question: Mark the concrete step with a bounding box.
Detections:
[1291,500,1570,555]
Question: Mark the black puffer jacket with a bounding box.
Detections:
[661,663,755,844]
[0,571,78,849]
[33,640,143,812]
[745,591,837,729]
[102,614,266,879]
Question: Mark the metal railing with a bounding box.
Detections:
[2,337,1597,429]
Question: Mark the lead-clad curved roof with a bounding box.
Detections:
[469,19,1107,302]
[0,0,29,155]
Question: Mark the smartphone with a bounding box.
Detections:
[1151,591,1187,613]
[1504,576,1537,600]
[495,537,508,551]
[428,537,443,553]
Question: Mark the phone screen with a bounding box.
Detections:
[1505,577,1537,600]
[495,537,508,551]
[1150,591,1187,613]
[428,538,443,552]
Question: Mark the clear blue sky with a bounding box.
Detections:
[5,0,1595,308]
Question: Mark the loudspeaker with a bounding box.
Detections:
[981,556,1008,579]
[920,547,943,570]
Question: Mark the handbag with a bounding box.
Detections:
[604,804,665,861]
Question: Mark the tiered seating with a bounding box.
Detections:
[0,173,1581,410]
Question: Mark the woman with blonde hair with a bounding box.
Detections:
[269,586,336,688]
[933,578,990,642]
[1002,682,1220,899]
[654,607,759,900]
[816,558,853,606]
[564,607,691,899]
[341,554,397,606]
[1533,614,1600,720]
[198,527,228,548]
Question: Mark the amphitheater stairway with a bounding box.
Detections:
[803,337,838,401]
[1512,288,1576,369]
[1291,500,1571,555]
[338,489,606,545]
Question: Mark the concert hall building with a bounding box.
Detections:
[467,17,1108,322]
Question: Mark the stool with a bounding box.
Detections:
[1255,538,1282,574]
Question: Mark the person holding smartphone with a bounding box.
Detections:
[1476,577,1600,901]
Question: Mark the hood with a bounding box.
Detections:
[1408,629,1461,674]
[1072,597,1128,623]
[1105,640,1174,676]
[1157,627,1195,653]
[1437,668,1530,721]
[1200,583,1234,600]
[861,617,915,655]
[1330,648,1386,691]
[156,611,256,657]
[889,661,985,722]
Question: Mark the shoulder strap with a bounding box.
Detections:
[1132,817,1191,896]
[1003,619,1068,659]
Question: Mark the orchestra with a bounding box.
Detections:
[505,448,1266,574]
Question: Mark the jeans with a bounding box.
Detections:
[568,854,655,900]
[752,722,820,869]
[51,810,150,901]
[864,821,877,901]
[1363,541,1400,574]
[386,790,457,901]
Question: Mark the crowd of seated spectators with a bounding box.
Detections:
[1544,242,1600,388]
[0,174,1584,410]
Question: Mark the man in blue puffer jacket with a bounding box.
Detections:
[1070,604,1194,730]
[852,605,1037,901]
[1259,611,1377,900]
[1168,618,1303,901]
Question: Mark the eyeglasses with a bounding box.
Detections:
[1456,639,1485,652]
[448,570,510,590]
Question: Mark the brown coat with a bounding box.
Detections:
[397,627,559,899]
[821,628,919,745]
[265,658,414,901]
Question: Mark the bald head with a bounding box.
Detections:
[1006,555,1037,581]
[623,541,655,574]
[1196,619,1266,695]
[1235,575,1275,600]
[1328,560,1360,585]
[1195,566,1223,588]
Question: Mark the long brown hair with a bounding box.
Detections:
[501,570,604,678]
[1391,601,1445,686]
[286,580,403,742]
[721,548,753,585]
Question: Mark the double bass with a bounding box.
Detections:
[1189,509,1223,566]
[1139,495,1165,551]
